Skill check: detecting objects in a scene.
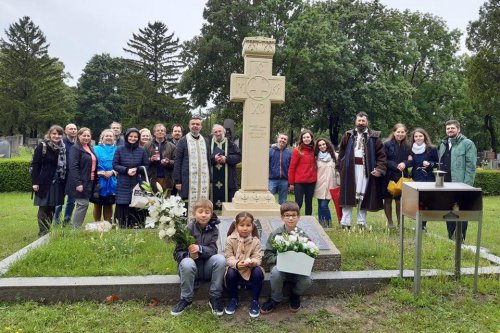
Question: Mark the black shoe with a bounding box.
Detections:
[341,225,351,230]
[208,297,224,316]
[289,294,301,312]
[260,298,280,314]
[170,298,192,316]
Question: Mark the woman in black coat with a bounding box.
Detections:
[31,125,67,236]
[112,128,149,228]
[383,123,411,229]
[67,127,98,228]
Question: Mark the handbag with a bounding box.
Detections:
[387,171,412,197]
[129,166,151,208]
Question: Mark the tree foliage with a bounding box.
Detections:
[121,21,190,129]
[75,54,127,138]
[465,0,499,153]
[0,16,74,137]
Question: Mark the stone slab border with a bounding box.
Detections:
[0,267,498,303]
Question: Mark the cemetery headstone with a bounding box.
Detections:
[0,140,11,158]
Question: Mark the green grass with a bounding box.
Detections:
[3,229,176,277]
[0,277,499,333]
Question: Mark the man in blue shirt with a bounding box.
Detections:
[268,134,291,204]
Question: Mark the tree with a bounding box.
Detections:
[121,21,189,127]
[75,54,127,137]
[0,16,74,137]
[465,0,499,153]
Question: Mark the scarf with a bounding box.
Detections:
[234,231,253,280]
[318,151,332,162]
[186,133,209,216]
[412,142,426,155]
[46,140,66,180]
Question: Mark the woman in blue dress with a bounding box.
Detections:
[91,129,117,222]
[409,127,439,231]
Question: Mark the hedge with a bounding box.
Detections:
[0,159,498,195]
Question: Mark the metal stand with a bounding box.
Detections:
[398,182,483,295]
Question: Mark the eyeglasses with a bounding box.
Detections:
[283,213,298,218]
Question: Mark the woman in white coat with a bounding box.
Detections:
[313,138,338,227]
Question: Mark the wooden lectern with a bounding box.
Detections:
[399,182,483,295]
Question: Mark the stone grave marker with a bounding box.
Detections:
[0,140,11,158]
[222,36,285,216]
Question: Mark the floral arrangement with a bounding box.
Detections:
[143,182,194,249]
[272,228,320,258]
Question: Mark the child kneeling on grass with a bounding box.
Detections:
[171,199,225,316]
[261,201,313,314]
[223,212,264,318]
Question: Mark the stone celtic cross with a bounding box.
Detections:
[223,37,285,215]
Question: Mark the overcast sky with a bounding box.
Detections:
[0,0,486,87]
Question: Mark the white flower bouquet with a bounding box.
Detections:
[272,227,320,258]
[143,182,194,249]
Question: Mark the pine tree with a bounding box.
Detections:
[0,16,73,137]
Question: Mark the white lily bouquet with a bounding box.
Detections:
[143,182,194,249]
[272,227,320,258]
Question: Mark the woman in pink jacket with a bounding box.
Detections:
[313,138,338,227]
[288,129,317,215]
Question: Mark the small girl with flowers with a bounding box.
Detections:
[223,211,264,318]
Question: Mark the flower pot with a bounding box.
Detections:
[276,251,315,276]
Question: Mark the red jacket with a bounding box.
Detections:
[288,144,317,184]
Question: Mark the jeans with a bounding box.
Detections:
[294,183,315,215]
[54,195,75,225]
[269,179,288,204]
[225,267,264,300]
[317,199,331,227]
[178,254,225,302]
[447,221,468,240]
[269,266,312,302]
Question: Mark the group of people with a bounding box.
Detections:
[269,112,477,240]
[30,118,241,236]
[171,199,311,317]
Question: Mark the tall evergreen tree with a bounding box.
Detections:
[123,21,182,95]
[0,16,74,137]
[121,21,189,128]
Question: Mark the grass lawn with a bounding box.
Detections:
[0,277,499,333]
[1,193,497,277]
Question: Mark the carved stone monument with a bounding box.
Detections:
[222,37,285,216]
[0,140,11,158]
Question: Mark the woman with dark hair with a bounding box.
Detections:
[91,129,117,222]
[67,127,98,228]
[112,128,149,228]
[31,125,67,236]
[313,138,338,227]
[288,129,317,215]
[408,128,438,231]
[383,123,411,229]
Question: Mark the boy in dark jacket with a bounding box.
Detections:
[171,199,226,316]
[261,201,312,314]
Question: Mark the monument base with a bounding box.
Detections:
[222,189,281,216]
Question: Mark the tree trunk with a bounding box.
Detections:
[327,100,341,148]
[485,114,497,154]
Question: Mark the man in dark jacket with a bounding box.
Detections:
[268,133,291,205]
[54,123,77,225]
[336,112,386,229]
[144,123,176,195]
[207,124,241,209]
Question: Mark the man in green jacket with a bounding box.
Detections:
[438,120,477,241]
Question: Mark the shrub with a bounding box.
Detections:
[474,169,500,195]
[0,158,32,192]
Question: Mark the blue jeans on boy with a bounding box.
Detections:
[268,179,288,204]
[54,195,75,225]
[178,254,225,302]
[269,266,312,302]
[317,199,332,227]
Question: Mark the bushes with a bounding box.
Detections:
[474,169,500,195]
[0,159,32,192]
[0,158,498,195]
